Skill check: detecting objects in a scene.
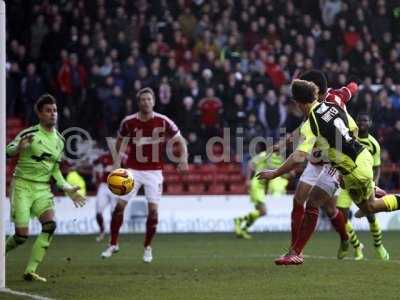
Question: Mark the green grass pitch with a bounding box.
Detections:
[3,232,400,300]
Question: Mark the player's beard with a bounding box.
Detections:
[46,117,57,128]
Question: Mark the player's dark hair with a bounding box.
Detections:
[299,69,327,96]
[136,87,155,101]
[34,94,57,112]
[357,111,370,120]
[291,79,319,104]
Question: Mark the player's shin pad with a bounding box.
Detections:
[25,221,56,274]
[243,210,261,229]
[345,221,361,249]
[6,234,28,253]
[382,195,400,211]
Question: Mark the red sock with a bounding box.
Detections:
[291,201,305,247]
[330,209,348,241]
[110,210,123,246]
[292,206,319,254]
[144,215,158,248]
[96,213,104,233]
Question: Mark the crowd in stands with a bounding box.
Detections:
[5,0,400,190]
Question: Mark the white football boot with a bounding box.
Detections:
[101,244,119,258]
[143,246,153,263]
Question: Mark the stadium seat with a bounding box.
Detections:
[217,163,241,173]
[165,183,185,195]
[163,164,176,173]
[201,173,213,183]
[215,173,229,182]
[164,174,181,183]
[184,173,202,183]
[227,184,247,194]
[187,164,198,172]
[199,164,216,172]
[187,183,206,193]
[228,174,244,183]
[208,183,226,194]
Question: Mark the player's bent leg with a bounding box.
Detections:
[24,209,56,282]
[327,209,350,259]
[366,214,389,260]
[338,208,364,260]
[292,188,327,255]
[275,188,327,266]
[6,227,28,254]
[101,200,126,258]
[96,184,112,242]
[8,179,31,253]
[95,195,105,242]
[143,202,158,263]
[336,188,364,259]
[291,181,312,247]
[242,203,266,240]
[356,194,400,217]
[95,213,105,242]
[235,179,265,238]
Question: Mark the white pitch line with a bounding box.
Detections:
[6,253,400,264]
[0,288,55,300]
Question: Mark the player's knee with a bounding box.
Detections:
[14,234,28,245]
[293,196,305,206]
[366,214,376,223]
[339,208,350,220]
[113,204,125,216]
[364,202,376,214]
[325,207,336,218]
[42,221,57,235]
[258,206,267,216]
[308,189,327,209]
[148,210,158,223]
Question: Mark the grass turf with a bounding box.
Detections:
[3,232,400,300]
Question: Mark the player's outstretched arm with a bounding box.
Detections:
[256,150,307,181]
[52,165,86,207]
[258,117,316,181]
[327,82,358,106]
[63,185,86,208]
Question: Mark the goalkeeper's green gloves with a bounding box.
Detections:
[62,184,86,207]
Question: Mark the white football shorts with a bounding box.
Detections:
[96,182,117,213]
[119,169,163,204]
[299,162,339,198]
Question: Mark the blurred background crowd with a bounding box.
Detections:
[5,0,400,191]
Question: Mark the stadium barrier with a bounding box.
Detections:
[4,196,400,234]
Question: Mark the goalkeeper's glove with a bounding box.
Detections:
[62,184,86,207]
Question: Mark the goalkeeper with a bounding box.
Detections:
[6,94,86,282]
[234,148,287,239]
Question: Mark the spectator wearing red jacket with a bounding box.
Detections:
[197,87,223,145]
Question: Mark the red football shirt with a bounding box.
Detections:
[324,85,355,110]
[118,112,180,170]
[197,97,223,127]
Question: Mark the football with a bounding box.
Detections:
[107,168,134,196]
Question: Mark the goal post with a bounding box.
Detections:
[0,0,6,289]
